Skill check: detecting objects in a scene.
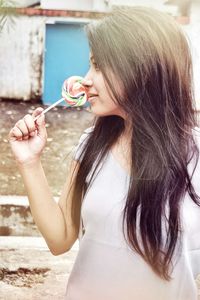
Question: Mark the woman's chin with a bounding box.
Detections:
[87,100,104,115]
[89,105,108,116]
[87,99,123,117]
[88,106,116,117]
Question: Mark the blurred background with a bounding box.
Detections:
[0,1,200,299]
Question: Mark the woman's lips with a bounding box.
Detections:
[88,95,98,102]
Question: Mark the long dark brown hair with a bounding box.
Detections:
[70,7,200,280]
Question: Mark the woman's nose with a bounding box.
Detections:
[82,78,93,87]
[82,70,93,87]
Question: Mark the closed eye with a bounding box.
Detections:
[89,58,100,71]
[93,61,99,71]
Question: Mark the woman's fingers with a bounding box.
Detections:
[9,126,23,140]
[15,119,29,137]
[9,113,37,141]
[32,107,44,120]
[23,114,36,134]
[9,107,45,142]
[32,107,46,139]
[16,114,37,137]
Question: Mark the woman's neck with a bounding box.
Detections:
[111,131,132,174]
[122,119,132,143]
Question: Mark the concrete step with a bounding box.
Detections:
[0,196,57,236]
[0,236,79,251]
[1,198,200,299]
[0,236,78,300]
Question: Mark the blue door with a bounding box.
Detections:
[43,22,90,105]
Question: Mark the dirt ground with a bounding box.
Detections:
[1,99,200,298]
[0,99,90,299]
[0,98,93,196]
[0,237,78,300]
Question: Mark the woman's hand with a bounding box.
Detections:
[8,107,47,165]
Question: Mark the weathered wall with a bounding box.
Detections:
[14,0,39,7]
[40,0,175,12]
[0,16,45,100]
[41,0,110,11]
[41,0,93,11]
[0,4,200,105]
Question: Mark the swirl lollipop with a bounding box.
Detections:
[34,76,87,121]
[62,76,87,107]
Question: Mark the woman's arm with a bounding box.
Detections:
[18,159,78,255]
[9,108,78,255]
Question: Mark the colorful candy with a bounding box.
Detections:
[62,76,87,107]
[34,75,88,121]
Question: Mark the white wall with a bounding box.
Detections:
[41,0,94,11]
[0,16,45,100]
[13,0,39,7]
[0,4,199,105]
[93,0,110,11]
[40,0,177,13]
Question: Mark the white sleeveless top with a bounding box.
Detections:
[65,127,200,300]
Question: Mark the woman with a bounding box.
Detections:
[9,6,200,300]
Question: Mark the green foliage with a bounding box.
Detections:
[0,0,17,33]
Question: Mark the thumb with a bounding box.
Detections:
[32,108,47,139]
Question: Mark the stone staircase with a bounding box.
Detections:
[1,195,200,299]
[0,196,78,300]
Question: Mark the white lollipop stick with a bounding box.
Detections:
[34,98,66,121]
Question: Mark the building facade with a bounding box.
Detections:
[0,1,200,107]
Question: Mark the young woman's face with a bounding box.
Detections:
[83,54,125,118]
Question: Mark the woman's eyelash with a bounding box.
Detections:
[93,62,99,69]
[89,60,99,70]
[93,63,100,71]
